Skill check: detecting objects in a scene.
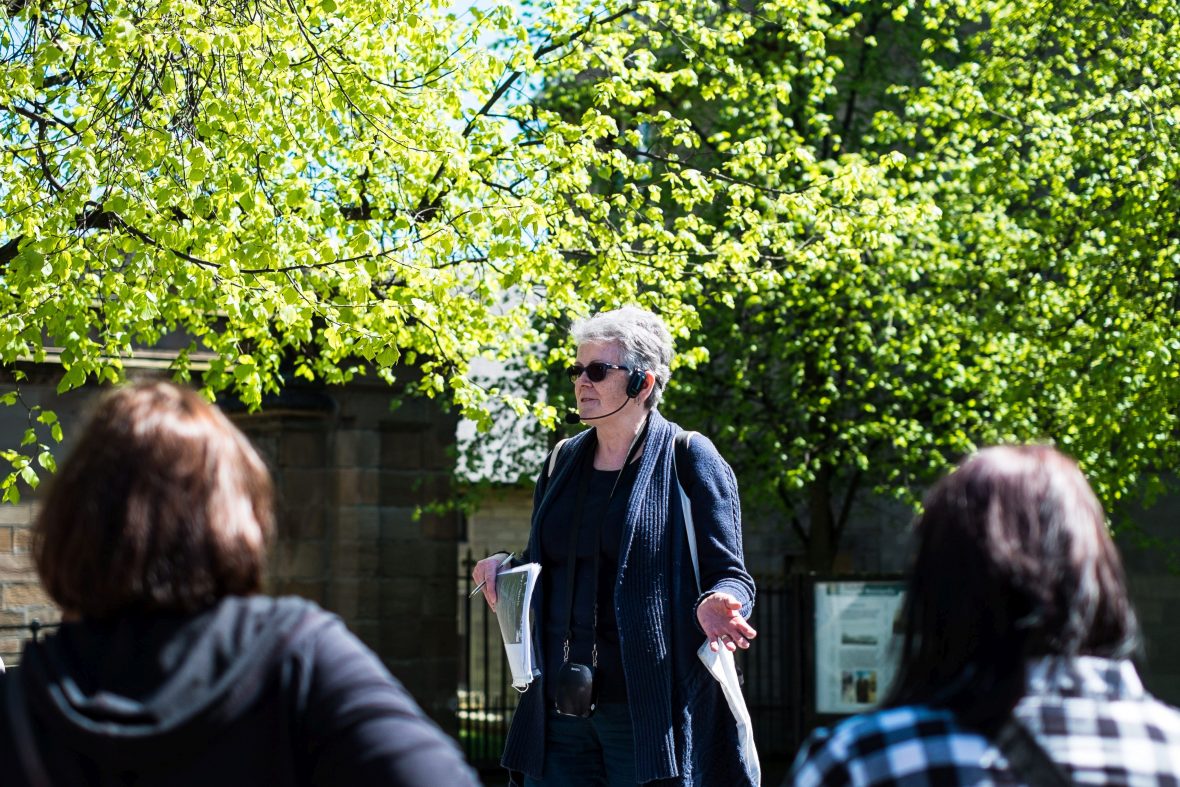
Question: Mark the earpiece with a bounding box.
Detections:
[626,368,647,398]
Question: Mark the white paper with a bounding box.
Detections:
[494,563,541,691]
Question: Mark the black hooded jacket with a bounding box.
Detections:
[0,595,479,786]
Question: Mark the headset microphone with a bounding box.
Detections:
[565,398,632,425]
[566,368,649,425]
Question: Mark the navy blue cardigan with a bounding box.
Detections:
[501,410,757,785]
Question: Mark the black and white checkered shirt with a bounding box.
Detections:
[790,657,1180,786]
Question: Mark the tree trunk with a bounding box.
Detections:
[805,465,837,571]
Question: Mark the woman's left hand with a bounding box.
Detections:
[696,592,757,652]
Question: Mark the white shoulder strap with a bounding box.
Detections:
[547,437,572,480]
[672,431,702,594]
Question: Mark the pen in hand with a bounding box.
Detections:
[468,552,515,599]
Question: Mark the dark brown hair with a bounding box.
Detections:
[886,444,1139,728]
[34,381,274,618]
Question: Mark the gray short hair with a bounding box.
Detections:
[571,306,673,409]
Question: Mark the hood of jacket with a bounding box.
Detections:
[16,595,320,771]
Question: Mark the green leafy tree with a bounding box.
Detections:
[482,0,968,569]
[2,0,916,507]
[455,1,930,507]
[491,0,1180,569]
[0,0,706,499]
[875,0,1180,513]
[691,0,1179,568]
[6,0,1176,553]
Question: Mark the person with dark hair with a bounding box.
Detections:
[472,306,758,786]
[790,444,1180,786]
[0,380,479,787]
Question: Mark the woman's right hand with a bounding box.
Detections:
[472,553,510,611]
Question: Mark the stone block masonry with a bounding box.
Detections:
[241,379,463,732]
[0,502,59,668]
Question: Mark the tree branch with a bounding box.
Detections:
[414,3,642,217]
[0,236,22,267]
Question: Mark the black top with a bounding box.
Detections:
[540,460,640,704]
[0,595,479,786]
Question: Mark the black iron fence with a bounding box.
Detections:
[457,551,811,770]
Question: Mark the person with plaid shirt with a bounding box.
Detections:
[790,445,1180,786]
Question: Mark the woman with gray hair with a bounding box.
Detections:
[473,306,758,786]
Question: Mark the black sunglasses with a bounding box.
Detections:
[565,361,631,383]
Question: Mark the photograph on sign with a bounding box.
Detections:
[813,580,906,714]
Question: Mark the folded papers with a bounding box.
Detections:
[494,563,541,691]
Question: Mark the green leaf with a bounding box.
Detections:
[37,450,56,472]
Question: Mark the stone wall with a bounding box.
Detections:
[232,380,461,725]
[462,486,534,563]
[0,378,91,667]
[0,501,57,666]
